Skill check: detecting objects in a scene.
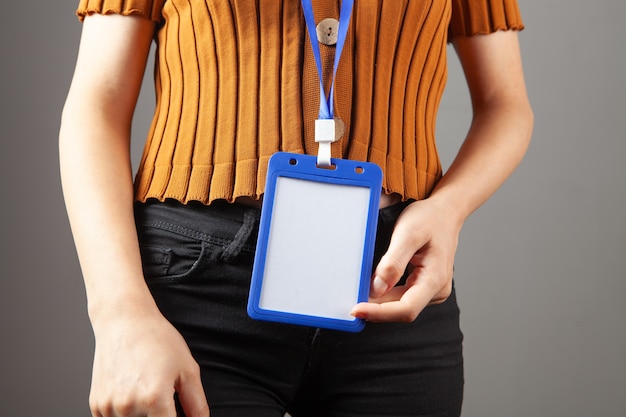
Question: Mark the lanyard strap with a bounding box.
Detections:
[302,0,354,164]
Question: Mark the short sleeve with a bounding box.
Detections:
[76,0,166,23]
[448,0,525,39]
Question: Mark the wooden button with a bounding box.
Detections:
[334,117,345,141]
[316,18,339,46]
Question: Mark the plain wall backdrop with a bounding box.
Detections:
[1,1,624,415]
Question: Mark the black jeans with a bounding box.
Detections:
[135,199,464,417]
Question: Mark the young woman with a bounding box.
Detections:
[60,1,533,416]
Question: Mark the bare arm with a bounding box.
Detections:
[351,30,534,322]
[60,14,209,416]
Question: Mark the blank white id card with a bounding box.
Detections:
[247,152,382,332]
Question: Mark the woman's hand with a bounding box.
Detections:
[89,308,210,417]
[351,198,461,322]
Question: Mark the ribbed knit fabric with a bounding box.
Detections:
[77,0,524,204]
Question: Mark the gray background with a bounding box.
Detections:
[1,0,624,415]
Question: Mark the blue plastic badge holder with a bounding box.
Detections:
[247,152,382,332]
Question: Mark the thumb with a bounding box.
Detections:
[371,230,421,298]
[176,371,210,417]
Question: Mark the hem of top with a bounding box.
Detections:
[76,8,162,23]
[447,25,525,43]
[133,172,441,207]
[135,193,263,206]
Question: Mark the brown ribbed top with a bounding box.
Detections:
[77,0,524,204]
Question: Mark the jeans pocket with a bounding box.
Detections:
[137,223,217,284]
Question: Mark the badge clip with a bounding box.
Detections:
[315,119,336,166]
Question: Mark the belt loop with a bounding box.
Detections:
[220,208,260,263]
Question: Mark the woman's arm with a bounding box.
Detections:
[60,14,209,417]
[351,30,534,322]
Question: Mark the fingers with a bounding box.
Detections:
[177,365,211,417]
[351,283,451,322]
[89,366,209,417]
[370,228,422,298]
[90,388,177,417]
[352,267,453,323]
[353,274,431,322]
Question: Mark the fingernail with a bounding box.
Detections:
[371,276,387,297]
[351,309,366,319]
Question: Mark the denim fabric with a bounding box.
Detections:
[135,199,464,417]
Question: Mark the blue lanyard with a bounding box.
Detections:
[301,0,354,121]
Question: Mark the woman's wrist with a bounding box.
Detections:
[87,283,160,329]
[423,185,470,232]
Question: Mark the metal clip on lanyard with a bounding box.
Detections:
[301,0,354,166]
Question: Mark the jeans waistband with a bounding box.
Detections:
[135,198,413,251]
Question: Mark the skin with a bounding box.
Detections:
[59,12,532,417]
